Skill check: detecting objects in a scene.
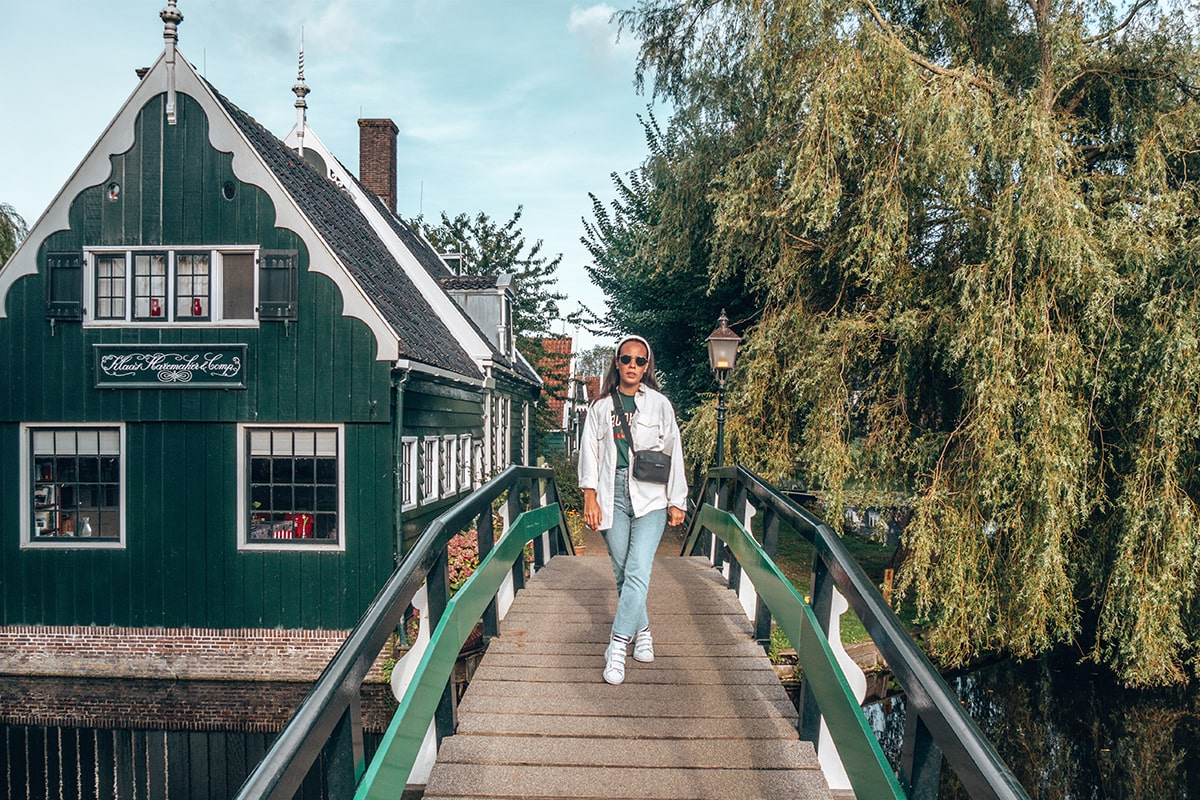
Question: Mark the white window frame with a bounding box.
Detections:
[237,424,345,552]
[83,247,260,327]
[498,396,512,470]
[473,440,484,490]
[20,423,127,550]
[457,435,471,491]
[442,434,457,497]
[401,436,418,511]
[421,436,440,504]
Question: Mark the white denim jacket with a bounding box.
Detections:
[578,384,688,531]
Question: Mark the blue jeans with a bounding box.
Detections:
[602,468,667,638]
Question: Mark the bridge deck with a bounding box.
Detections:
[423,555,833,800]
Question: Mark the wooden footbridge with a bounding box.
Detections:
[423,556,831,799]
[234,466,1032,800]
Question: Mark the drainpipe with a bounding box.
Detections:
[391,368,410,562]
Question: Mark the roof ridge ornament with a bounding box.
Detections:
[160,0,184,125]
[293,31,311,156]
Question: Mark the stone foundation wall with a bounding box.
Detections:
[0,625,392,684]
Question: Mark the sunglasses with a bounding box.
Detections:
[618,354,648,367]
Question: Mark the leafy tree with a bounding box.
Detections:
[612,0,1200,685]
[582,111,759,417]
[419,207,566,345]
[0,203,28,266]
[575,344,615,379]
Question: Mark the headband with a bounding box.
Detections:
[615,334,652,356]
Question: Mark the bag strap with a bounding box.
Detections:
[611,389,639,456]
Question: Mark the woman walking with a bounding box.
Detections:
[578,335,687,685]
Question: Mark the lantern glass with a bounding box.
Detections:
[705,311,741,375]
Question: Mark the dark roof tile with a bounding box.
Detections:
[214,91,482,381]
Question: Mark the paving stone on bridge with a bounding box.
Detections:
[420,556,833,800]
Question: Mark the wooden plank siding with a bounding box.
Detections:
[0,91,487,632]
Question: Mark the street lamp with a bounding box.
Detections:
[705,309,741,467]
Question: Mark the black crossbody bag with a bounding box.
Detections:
[612,389,672,485]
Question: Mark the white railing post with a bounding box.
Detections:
[388,584,438,783]
[495,502,516,618]
[815,587,868,793]
[736,502,759,620]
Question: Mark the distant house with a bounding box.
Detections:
[534,337,575,454]
[0,5,539,677]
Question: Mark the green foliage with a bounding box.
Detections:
[418,207,566,341]
[768,626,792,663]
[0,203,28,266]
[581,111,760,414]
[575,344,614,380]
[606,0,1200,686]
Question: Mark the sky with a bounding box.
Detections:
[0,1,661,351]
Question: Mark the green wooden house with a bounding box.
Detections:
[0,6,540,644]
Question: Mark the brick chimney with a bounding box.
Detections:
[358,118,399,213]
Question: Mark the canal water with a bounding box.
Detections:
[0,677,390,800]
[865,646,1200,797]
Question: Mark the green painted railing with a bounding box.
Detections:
[686,466,1030,800]
[232,465,572,800]
[690,504,907,798]
[354,504,561,799]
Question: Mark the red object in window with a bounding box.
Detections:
[151,298,162,317]
[192,298,202,317]
[289,514,313,538]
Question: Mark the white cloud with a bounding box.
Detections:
[568,4,638,60]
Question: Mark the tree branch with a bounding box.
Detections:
[1083,0,1155,44]
[861,0,996,95]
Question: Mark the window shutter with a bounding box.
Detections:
[258,250,298,321]
[45,252,84,320]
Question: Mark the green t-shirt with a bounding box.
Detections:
[612,392,638,469]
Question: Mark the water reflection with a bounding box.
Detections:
[865,647,1200,797]
[0,677,390,800]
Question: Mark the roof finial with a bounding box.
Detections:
[292,29,310,156]
[160,0,184,125]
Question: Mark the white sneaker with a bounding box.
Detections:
[603,641,626,685]
[633,628,654,663]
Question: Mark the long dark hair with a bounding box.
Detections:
[596,334,660,402]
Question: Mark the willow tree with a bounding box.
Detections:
[0,203,27,266]
[614,0,1200,685]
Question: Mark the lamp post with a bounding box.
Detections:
[705,309,741,467]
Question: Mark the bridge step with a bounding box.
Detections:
[422,556,832,800]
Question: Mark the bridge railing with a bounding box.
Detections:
[232,465,572,800]
[685,465,1030,800]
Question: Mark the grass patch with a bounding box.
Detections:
[757,515,904,648]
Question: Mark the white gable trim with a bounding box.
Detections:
[282,124,498,366]
[1,51,402,363]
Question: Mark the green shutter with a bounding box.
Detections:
[258,249,298,321]
[45,252,84,320]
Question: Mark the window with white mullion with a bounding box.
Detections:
[442,435,457,496]
[457,435,471,491]
[244,427,341,546]
[175,252,211,320]
[132,252,168,320]
[401,437,418,510]
[94,254,127,320]
[422,437,440,504]
[83,248,263,326]
[24,425,124,548]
